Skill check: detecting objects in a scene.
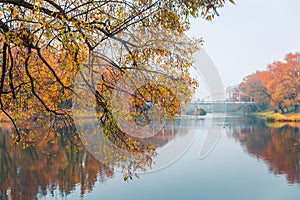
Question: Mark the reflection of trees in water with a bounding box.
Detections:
[228,118,300,184]
[0,116,184,199]
[0,120,114,200]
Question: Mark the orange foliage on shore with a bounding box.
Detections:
[239,52,300,113]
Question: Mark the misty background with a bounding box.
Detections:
[188,0,300,99]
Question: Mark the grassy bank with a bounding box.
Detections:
[254,112,300,122]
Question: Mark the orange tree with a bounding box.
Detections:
[267,53,300,113]
[239,70,271,111]
[239,52,300,113]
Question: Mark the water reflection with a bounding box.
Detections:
[1,115,300,199]
[226,116,300,184]
[0,117,187,199]
[0,121,114,200]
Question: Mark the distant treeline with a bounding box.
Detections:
[237,52,300,113]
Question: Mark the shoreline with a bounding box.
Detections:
[253,112,300,122]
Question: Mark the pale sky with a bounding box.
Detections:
[187,0,300,88]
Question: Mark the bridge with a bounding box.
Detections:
[185,92,257,113]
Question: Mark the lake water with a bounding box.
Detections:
[1,114,300,200]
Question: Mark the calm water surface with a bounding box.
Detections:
[1,114,300,200]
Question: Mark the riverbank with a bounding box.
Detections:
[254,112,300,122]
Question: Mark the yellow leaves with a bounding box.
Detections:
[123,173,134,181]
[22,142,29,149]
[205,14,215,21]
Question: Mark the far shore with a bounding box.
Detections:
[253,112,300,122]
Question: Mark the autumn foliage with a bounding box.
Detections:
[0,0,234,142]
[239,52,300,113]
[0,0,235,184]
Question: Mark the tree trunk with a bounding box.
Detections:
[278,104,284,114]
[295,105,299,113]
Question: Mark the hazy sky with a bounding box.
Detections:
[187,0,300,88]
